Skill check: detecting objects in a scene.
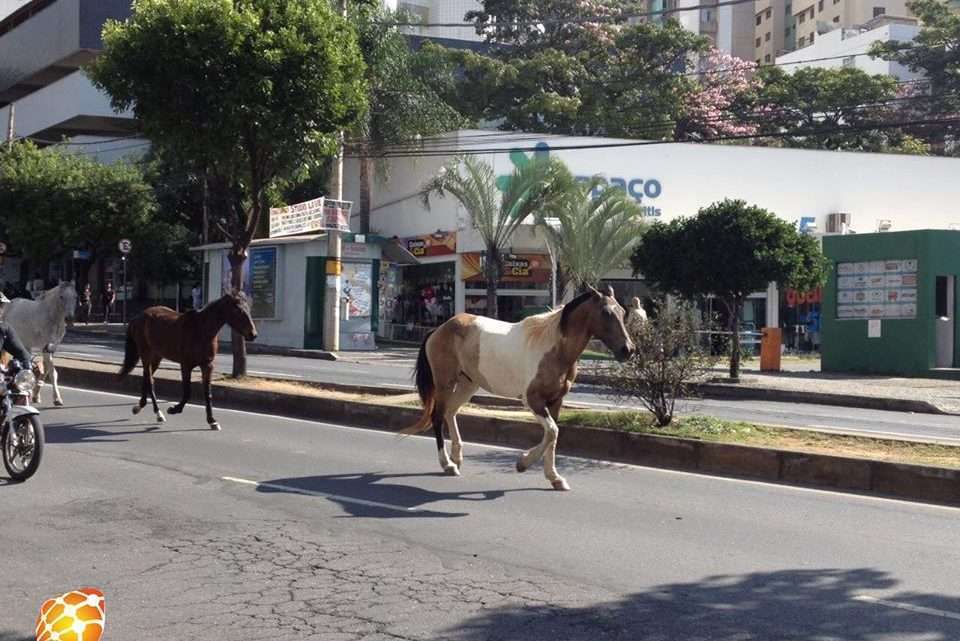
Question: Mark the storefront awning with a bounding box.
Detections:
[380,239,421,265]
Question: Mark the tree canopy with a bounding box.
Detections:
[631,199,827,379]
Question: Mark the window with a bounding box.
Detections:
[798,11,806,22]
[834,0,840,4]
[765,31,771,41]
[809,7,815,18]
[818,0,824,10]
[766,8,772,18]
[809,32,814,42]
[873,6,886,16]
[833,15,840,22]
[799,35,806,45]
[765,53,771,62]
[756,36,762,47]
[756,13,762,25]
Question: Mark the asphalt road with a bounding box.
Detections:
[58,335,960,445]
[1,385,959,640]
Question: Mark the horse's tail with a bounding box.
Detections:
[118,323,139,379]
[398,333,435,436]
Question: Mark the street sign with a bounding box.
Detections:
[0,241,6,255]
[118,238,132,254]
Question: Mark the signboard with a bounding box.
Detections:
[340,262,375,350]
[868,319,882,338]
[462,252,551,284]
[836,259,918,320]
[404,231,456,257]
[269,197,353,237]
[221,246,278,319]
[118,238,132,254]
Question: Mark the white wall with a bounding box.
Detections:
[776,23,921,81]
[347,130,960,241]
[0,0,30,20]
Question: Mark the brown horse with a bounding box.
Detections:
[401,286,639,491]
[118,291,257,430]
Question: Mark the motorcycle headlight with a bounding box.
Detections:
[13,370,35,395]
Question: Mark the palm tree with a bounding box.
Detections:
[538,180,647,299]
[422,155,574,319]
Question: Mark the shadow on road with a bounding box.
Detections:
[445,567,960,641]
[257,471,549,519]
[0,632,31,641]
[467,449,624,476]
[41,403,137,411]
[45,420,210,443]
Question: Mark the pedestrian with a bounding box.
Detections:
[102,282,116,324]
[79,283,93,323]
[191,283,203,310]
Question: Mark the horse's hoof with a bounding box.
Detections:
[156,412,166,424]
[54,399,64,407]
[444,464,460,476]
[551,478,571,491]
[209,422,221,431]
[168,406,182,415]
[516,459,528,473]
[132,405,142,415]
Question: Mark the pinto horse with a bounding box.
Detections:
[402,286,639,491]
[118,292,257,429]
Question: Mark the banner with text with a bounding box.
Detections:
[269,197,353,237]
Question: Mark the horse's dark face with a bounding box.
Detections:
[224,293,257,341]
[588,286,635,362]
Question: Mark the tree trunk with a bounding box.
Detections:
[485,247,500,320]
[726,297,743,381]
[359,154,372,236]
[228,248,247,378]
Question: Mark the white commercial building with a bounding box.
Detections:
[776,17,922,81]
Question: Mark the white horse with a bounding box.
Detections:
[0,282,77,405]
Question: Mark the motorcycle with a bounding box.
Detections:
[0,358,44,482]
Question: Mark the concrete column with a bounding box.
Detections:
[455,255,465,315]
[766,281,779,328]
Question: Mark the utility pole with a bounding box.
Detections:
[323,0,347,353]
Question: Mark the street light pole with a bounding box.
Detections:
[543,217,561,308]
[121,255,127,324]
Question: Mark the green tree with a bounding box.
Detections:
[631,199,826,380]
[0,141,155,284]
[871,0,960,153]
[419,1,708,139]
[538,180,647,297]
[751,66,925,152]
[421,155,573,319]
[89,0,367,375]
[350,3,464,234]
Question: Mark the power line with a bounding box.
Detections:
[378,0,758,29]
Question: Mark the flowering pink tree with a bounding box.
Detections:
[676,50,759,141]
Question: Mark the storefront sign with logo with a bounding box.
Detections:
[462,252,550,284]
[785,287,822,307]
[404,231,456,257]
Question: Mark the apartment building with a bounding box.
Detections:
[650,0,757,60]
[755,0,797,64]
[391,0,484,42]
[792,0,911,50]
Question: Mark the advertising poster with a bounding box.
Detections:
[221,246,278,319]
[836,258,917,320]
[340,262,375,350]
[461,252,551,284]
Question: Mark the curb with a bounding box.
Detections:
[53,363,960,507]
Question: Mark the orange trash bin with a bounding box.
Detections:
[760,327,782,372]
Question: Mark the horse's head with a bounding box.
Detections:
[583,286,636,362]
[223,291,257,341]
[55,281,77,325]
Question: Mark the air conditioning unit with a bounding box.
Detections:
[826,212,852,234]
[877,219,892,232]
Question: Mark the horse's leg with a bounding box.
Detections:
[201,362,219,430]
[518,396,569,491]
[432,390,458,476]
[148,358,165,423]
[45,352,63,406]
[444,377,479,469]
[132,353,150,415]
[168,363,192,414]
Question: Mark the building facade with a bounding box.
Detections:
[775,16,922,80]
[755,0,797,64]
[792,0,911,50]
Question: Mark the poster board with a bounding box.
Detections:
[836,259,917,320]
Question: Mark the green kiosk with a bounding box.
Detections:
[822,230,960,376]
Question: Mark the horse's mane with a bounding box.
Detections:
[559,291,594,334]
[523,307,564,349]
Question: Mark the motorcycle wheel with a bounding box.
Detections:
[2,415,44,482]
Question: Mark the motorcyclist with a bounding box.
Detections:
[0,292,32,368]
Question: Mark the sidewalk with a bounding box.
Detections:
[64,326,960,414]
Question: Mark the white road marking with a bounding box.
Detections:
[249,370,304,379]
[807,424,960,445]
[58,385,960,512]
[853,595,960,621]
[221,476,419,513]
